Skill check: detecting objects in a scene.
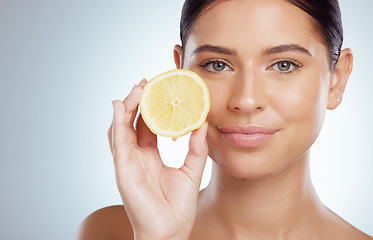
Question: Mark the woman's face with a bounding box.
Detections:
[180,0,333,179]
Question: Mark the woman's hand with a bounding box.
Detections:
[108,79,209,240]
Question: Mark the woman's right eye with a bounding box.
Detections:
[200,60,233,72]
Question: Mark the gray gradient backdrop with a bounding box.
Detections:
[1,0,372,239]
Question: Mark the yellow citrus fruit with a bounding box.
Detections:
[139,69,210,140]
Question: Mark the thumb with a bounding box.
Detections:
[180,122,209,189]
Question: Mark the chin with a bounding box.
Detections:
[210,150,289,180]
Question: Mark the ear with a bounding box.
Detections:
[327,48,353,110]
[173,45,184,69]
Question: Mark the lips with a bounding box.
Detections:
[218,125,278,148]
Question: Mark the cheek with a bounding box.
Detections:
[204,81,233,160]
[204,80,231,121]
[272,74,330,142]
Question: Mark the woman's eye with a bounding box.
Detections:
[277,61,292,71]
[200,60,233,72]
[269,60,302,74]
[212,62,226,71]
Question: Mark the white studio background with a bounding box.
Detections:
[0,0,372,239]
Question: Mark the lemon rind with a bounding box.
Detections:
[139,69,210,139]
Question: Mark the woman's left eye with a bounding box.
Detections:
[200,60,233,72]
[268,60,302,74]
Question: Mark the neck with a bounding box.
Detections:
[198,152,325,238]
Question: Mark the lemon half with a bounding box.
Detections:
[139,69,210,140]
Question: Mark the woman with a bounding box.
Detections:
[76,0,372,239]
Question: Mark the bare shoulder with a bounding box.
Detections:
[75,205,133,240]
[322,208,373,240]
[334,224,373,240]
[337,224,373,240]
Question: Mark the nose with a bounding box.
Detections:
[228,70,267,114]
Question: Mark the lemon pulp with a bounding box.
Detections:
[139,69,210,140]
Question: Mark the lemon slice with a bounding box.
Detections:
[139,69,210,140]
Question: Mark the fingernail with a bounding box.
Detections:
[139,78,147,87]
[129,84,138,94]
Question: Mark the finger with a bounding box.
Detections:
[138,78,147,88]
[123,85,140,126]
[112,100,131,159]
[109,79,147,155]
[123,79,147,128]
[180,122,209,188]
[136,114,157,148]
[116,81,146,147]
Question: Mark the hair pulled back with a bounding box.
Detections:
[180,0,343,70]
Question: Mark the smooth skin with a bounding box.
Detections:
[76,0,372,239]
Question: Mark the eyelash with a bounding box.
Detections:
[199,59,233,72]
[269,59,303,74]
[199,58,303,74]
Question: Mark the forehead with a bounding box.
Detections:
[186,0,324,55]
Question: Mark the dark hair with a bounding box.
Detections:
[180,0,343,70]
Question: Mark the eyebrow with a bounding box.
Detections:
[262,44,312,56]
[191,44,237,56]
[191,43,312,57]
